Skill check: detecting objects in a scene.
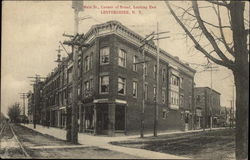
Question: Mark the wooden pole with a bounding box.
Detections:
[71,9,79,144]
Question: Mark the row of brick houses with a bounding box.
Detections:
[27,20,202,136]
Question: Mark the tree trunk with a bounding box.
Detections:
[230,2,249,159]
[234,69,249,160]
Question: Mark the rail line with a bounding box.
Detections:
[0,122,6,137]
[0,123,31,158]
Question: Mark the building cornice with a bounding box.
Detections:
[82,20,196,76]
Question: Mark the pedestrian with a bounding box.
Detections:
[47,120,50,128]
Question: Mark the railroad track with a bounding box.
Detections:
[0,123,6,137]
[0,122,31,158]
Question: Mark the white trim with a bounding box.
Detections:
[115,99,127,104]
[59,106,66,110]
[93,99,109,103]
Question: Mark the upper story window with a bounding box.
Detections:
[90,52,93,69]
[133,55,138,71]
[171,74,180,86]
[162,90,166,103]
[118,77,126,95]
[100,76,109,93]
[196,95,201,104]
[180,77,183,88]
[77,60,81,78]
[68,68,73,83]
[162,109,168,119]
[180,94,184,106]
[170,91,179,105]
[90,79,93,90]
[154,65,157,79]
[77,84,81,96]
[83,79,93,97]
[118,49,126,67]
[84,81,90,92]
[162,68,166,82]
[85,56,90,71]
[100,47,110,64]
[133,81,138,98]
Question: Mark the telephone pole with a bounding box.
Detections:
[54,44,71,141]
[136,32,155,138]
[63,1,87,144]
[19,93,28,116]
[28,75,45,129]
[205,63,219,130]
[152,22,170,137]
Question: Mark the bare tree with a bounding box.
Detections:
[165,1,249,159]
[7,103,21,123]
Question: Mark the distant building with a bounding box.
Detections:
[27,81,43,124]
[35,21,196,136]
[194,87,221,128]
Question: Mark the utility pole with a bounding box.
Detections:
[136,32,155,138]
[28,75,45,129]
[71,8,79,144]
[152,22,170,137]
[63,1,86,144]
[63,33,89,143]
[155,22,160,137]
[19,93,28,116]
[205,63,218,130]
[54,44,71,141]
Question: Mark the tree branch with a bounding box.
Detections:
[165,1,234,69]
[206,0,230,8]
[171,3,231,29]
[192,1,234,67]
[215,4,235,57]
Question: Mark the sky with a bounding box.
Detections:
[1,1,238,116]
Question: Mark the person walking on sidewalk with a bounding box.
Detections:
[47,120,50,128]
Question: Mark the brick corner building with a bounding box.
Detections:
[33,21,196,136]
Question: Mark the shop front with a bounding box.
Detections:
[79,99,126,136]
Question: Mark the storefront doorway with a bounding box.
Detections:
[115,105,125,131]
[85,106,94,131]
[96,104,109,134]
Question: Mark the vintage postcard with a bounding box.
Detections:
[1,0,248,159]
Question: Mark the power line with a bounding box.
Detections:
[221,74,232,80]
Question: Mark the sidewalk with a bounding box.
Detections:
[21,124,225,159]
